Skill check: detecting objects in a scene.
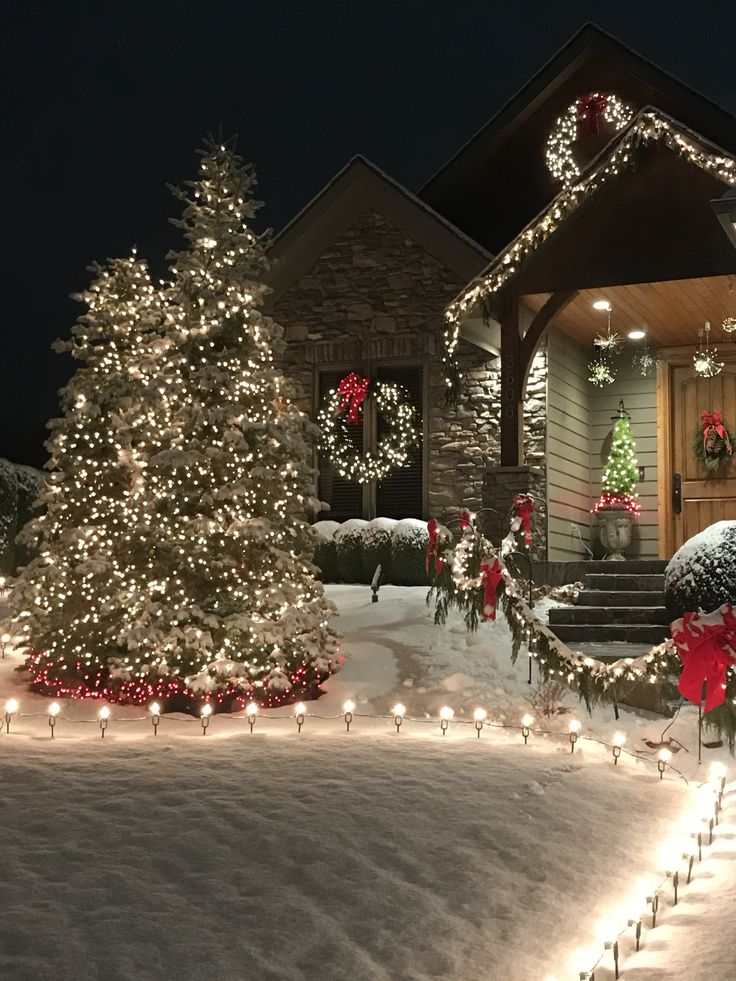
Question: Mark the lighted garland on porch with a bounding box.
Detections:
[317,373,419,484]
[442,109,736,399]
[428,513,736,747]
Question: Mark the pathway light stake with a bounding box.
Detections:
[295,702,306,733]
[342,700,355,732]
[48,702,60,738]
[246,702,258,733]
[569,719,581,753]
[392,703,405,733]
[5,698,19,733]
[684,846,696,885]
[612,731,625,764]
[627,917,642,952]
[521,713,533,745]
[692,830,703,862]
[473,707,487,737]
[647,891,659,929]
[0,632,10,659]
[439,706,454,736]
[657,747,671,779]
[200,703,212,735]
[604,940,620,980]
[99,705,110,739]
[150,702,161,736]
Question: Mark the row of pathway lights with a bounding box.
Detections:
[0,696,679,778]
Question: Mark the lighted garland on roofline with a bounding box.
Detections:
[427,512,736,747]
[546,92,634,186]
[442,110,736,398]
[318,373,419,484]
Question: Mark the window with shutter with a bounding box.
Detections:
[316,364,424,521]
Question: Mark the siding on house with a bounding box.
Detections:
[589,357,659,558]
[546,327,592,560]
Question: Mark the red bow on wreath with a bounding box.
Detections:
[426,518,444,576]
[576,92,608,138]
[671,604,736,713]
[336,373,370,424]
[702,411,733,456]
[512,494,535,548]
[480,558,504,621]
[458,509,472,530]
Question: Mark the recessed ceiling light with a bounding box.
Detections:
[627,329,647,340]
[592,299,611,311]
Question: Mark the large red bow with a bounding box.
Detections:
[512,494,535,548]
[702,410,732,456]
[671,604,736,713]
[576,92,608,138]
[426,518,444,576]
[480,558,504,621]
[336,373,370,424]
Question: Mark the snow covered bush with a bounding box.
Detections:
[13,465,44,570]
[0,458,19,573]
[664,520,736,617]
[362,517,396,583]
[391,518,429,586]
[335,519,370,583]
[311,521,340,582]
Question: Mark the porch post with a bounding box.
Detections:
[499,295,522,467]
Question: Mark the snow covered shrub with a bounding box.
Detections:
[665,520,736,618]
[311,521,340,582]
[0,458,19,573]
[362,517,396,583]
[391,518,429,586]
[13,465,44,570]
[335,519,370,583]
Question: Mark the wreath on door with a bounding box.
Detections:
[318,372,419,484]
[694,410,734,471]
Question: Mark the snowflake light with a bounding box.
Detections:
[588,357,616,387]
[632,345,656,377]
[722,317,736,334]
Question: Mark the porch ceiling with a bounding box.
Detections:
[525,274,736,348]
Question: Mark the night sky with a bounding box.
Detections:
[3,0,734,467]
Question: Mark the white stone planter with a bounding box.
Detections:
[597,507,634,561]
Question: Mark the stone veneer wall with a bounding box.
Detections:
[270,209,547,544]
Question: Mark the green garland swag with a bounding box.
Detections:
[428,520,736,750]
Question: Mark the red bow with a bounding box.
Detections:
[426,518,444,576]
[512,494,535,548]
[459,509,472,530]
[702,410,732,456]
[336,373,370,424]
[576,92,608,138]
[480,558,504,621]
[671,604,736,713]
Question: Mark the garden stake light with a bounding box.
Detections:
[150,702,161,735]
[295,703,306,733]
[473,707,487,737]
[48,702,60,738]
[521,713,533,745]
[439,706,454,736]
[392,703,405,733]
[342,700,355,732]
[200,703,212,735]
[99,705,110,738]
[5,698,19,733]
[569,719,581,753]
[612,731,625,764]
[658,747,671,779]
[246,702,258,733]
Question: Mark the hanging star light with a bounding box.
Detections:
[588,357,616,387]
[693,321,725,378]
[594,330,623,355]
[722,317,736,334]
[632,342,657,377]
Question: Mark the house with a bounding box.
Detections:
[268,23,736,568]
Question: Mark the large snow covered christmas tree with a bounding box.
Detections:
[13,140,339,709]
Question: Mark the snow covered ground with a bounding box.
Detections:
[0,584,732,980]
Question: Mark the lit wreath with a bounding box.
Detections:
[318,376,420,484]
[546,92,634,187]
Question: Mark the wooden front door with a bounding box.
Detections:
[659,347,736,555]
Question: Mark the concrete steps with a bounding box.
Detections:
[547,560,670,646]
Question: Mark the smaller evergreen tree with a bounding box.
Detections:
[595,413,641,513]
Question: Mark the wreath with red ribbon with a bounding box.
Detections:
[318,373,419,484]
[694,409,734,472]
[546,91,634,186]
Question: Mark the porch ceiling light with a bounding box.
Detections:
[593,299,611,311]
[711,189,736,250]
[627,329,647,340]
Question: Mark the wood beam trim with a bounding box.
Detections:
[520,289,578,388]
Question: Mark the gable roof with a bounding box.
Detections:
[267,156,490,302]
[420,24,736,253]
[445,107,736,324]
